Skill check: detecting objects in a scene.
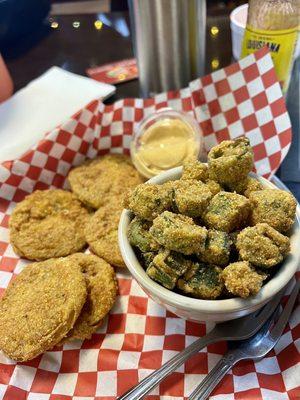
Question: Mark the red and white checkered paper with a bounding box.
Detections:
[0,47,299,400]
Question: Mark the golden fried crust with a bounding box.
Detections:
[226,177,263,198]
[249,189,297,233]
[65,254,118,341]
[85,201,125,268]
[9,190,89,261]
[222,261,267,298]
[68,154,143,209]
[0,258,87,361]
[208,138,254,185]
[236,223,290,268]
[181,159,209,181]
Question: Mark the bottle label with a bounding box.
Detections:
[241,26,299,93]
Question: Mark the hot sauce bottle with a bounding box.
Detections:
[241,0,299,94]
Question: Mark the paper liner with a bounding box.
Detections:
[0,48,298,400]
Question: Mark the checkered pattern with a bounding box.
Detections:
[0,47,298,399]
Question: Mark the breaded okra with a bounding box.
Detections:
[249,189,297,233]
[177,263,223,299]
[205,180,222,196]
[125,183,172,221]
[128,217,159,252]
[146,250,192,289]
[150,211,207,255]
[198,229,231,266]
[139,251,158,269]
[236,223,290,268]
[222,261,267,298]
[181,159,209,182]
[226,176,263,198]
[203,192,251,232]
[208,137,254,185]
[173,180,212,218]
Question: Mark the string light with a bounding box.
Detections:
[210,26,219,36]
[211,58,220,69]
[94,20,103,30]
[51,21,59,29]
[73,21,80,28]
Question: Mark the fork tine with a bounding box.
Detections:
[270,280,300,341]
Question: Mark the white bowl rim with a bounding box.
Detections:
[119,167,300,314]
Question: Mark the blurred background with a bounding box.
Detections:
[0,0,248,92]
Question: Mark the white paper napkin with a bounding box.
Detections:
[0,66,115,162]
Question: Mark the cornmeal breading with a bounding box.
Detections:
[68,154,143,209]
[85,200,125,267]
[65,254,118,341]
[222,261,267,298]
[0,258,87,361]
[9,189,89,260]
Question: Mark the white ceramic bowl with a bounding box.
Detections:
[119,167,300,322]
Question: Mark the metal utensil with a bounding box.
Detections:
[128,0,206,97]
[189,280,300,400]
[118,288,286,400]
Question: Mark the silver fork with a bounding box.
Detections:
[189,280,300,400]
[118,287,287,400]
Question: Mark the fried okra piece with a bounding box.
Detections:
[174,180,212,218]
[198,230,231,266]
[205,180,222,196]
[236,223,290,268]
[146,250,192,289]
[128,217,159,252]
[177,263,223,299]
[208,137,254,185]
[249,189,297,233]
[139,251,157,269]
[203,192,251,232]
[150,211,207,255]
[222,261,267,298]
[181,159,209,182]
[125,183,172,221]
[226,177,263,198]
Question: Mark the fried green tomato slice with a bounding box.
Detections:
[68,154,143,209]
[128,217,160,252]
[236,223,290,268]
[124,183,172,221]
[0,257,87,361]
[249,189,297,233]
[9,189,89,261]
[222,261,267,298]
[146,250,192,289]
[208,137,254,185]
[181,159,209,181]
[150,211,207,255]
[198,229,231,266]
[177,263,224,299]
[203,192,251,232]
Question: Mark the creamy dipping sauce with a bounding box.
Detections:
[131,116,200,178]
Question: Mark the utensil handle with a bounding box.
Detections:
[189,352,239,400]
[118,330,217,400]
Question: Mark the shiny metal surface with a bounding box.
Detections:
[128,0,206,96]
[189,280,300,400]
